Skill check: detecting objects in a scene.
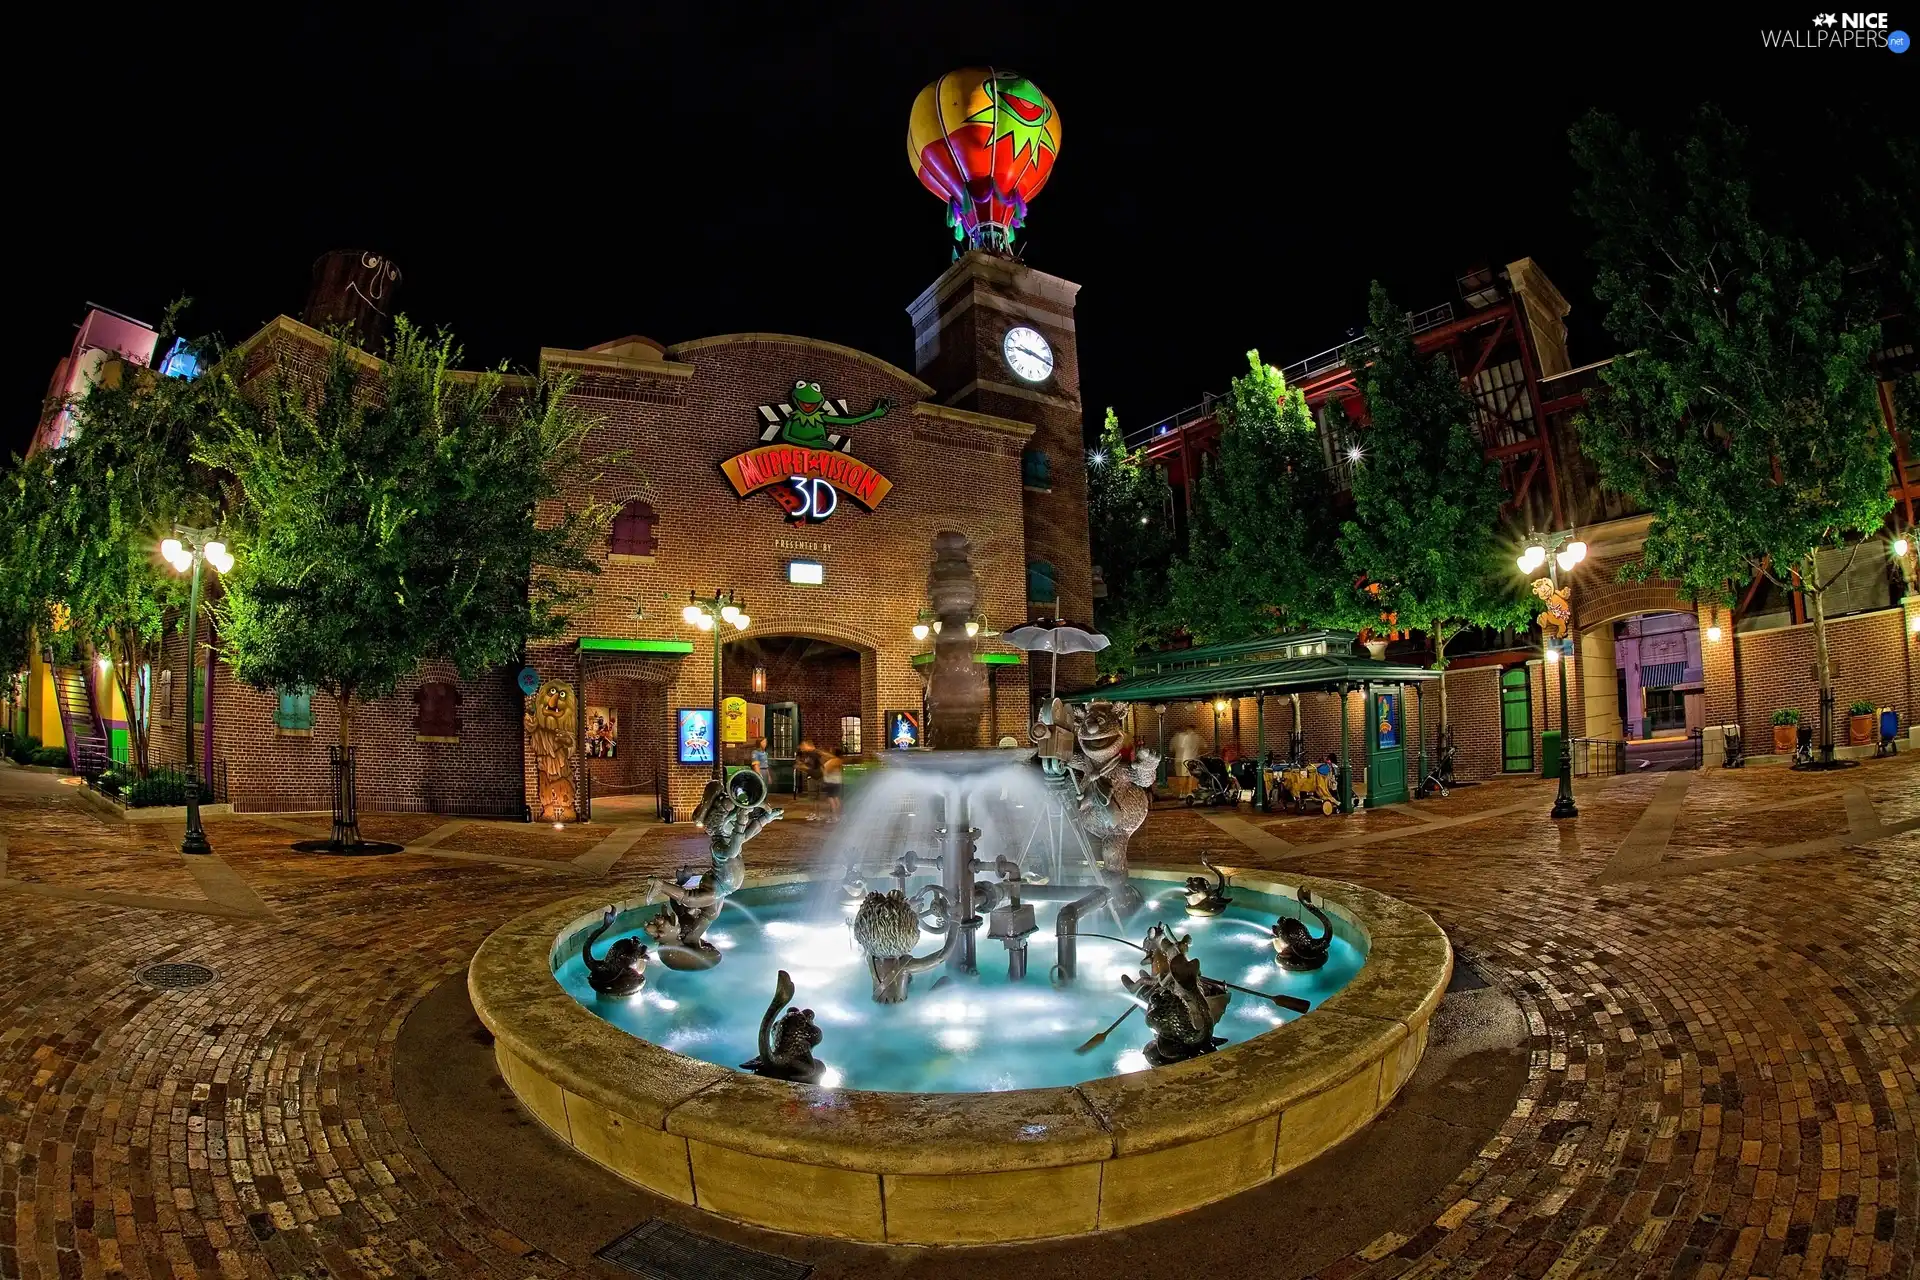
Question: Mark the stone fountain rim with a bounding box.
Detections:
[468,870,1449,1186]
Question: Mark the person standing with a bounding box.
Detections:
[821,747,845,823]
[1168,724,1204,798]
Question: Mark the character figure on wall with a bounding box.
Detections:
[645,774,782,970]
[525,682,579,822]
[1032,698,1159,918]
[1532,578,1571,641]
[774,380,890,449]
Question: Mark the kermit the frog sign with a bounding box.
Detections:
[722,378,894,523]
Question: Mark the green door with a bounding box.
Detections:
[1501,668,1533,772]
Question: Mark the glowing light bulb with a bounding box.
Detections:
[1895,536,1911,557]
[720,604,740,624]
[1545,647,1560,663]
[682,604,703,626]
[965,620,979,637]
[732,613,749,630]
[160,538,183,563]
[96,655,111,672]
[1347,445,1363,463]
[696,613,714,631]
[912,623,929,641]
[1706,625,1722,642]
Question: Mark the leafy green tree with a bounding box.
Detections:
[0,451,61,700]
[1339,281,1531,739]
[45,316,232,774]
[1168,352,1356,642]
[1572,108,1895,763]
[201,320,611,844]
[1087,409,1176,672]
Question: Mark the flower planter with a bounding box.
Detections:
[1848,714,1875,745]
[1772,724,1797,754]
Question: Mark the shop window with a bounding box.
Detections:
[276,687,313,736]
[1022,448,1052,489]
[415,680,462,742]
[160,668,173,721]
[610,500,657,559]
[1027,560,1057,605]
[839,716,862,755]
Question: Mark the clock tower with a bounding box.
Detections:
[907,251,1094,689]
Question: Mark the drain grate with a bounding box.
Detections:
[595,1219,811,1280]
[135,962,217,990]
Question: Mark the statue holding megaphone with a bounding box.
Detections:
[645,770,782,970]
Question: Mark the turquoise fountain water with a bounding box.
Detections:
[556,870,1364,1092]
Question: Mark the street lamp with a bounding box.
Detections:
[1212,697,1229,753]
[683,589,748,780]
[160,528,232,854]
[1517,530,1584,820]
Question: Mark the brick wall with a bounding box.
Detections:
[1730,607,1915,748]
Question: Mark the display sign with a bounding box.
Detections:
[886,710,922,750]
[720,696,749,744]
[787,559,824,585]
[1375,692,1399,749]
[746,701,766,743]
[677,709,715,765]
[720,379,894,524]
[586,706,617,758]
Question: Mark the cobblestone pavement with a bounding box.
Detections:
[2,756,1917,1280]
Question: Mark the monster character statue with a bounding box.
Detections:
[582,905,650,997]
[1141,922,1190,979]
[1531,578,1571,641]
[1122,949,1230,1065]
[1183,856,1234,917]
[525,682,579,822]
[741,969,828,1084]
[645,778,782,970]
[1272,888,1334,972]
[1038,699,1159,917]
[780,379,889,448]
[852,888,956,1003]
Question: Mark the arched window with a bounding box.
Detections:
[1021,448,1052,489]
[609,500,658,559]
[1027,560,1057,605]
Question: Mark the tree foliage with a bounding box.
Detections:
[1571,106,1896,758]
[1167,352,1356,643]
[0,451,60,688]
[1339,282,1530,718]
[201,320,613,745]
[1087,409,1176,672]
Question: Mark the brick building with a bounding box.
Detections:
[1124,259,1920,783]
[124,250,1094,820]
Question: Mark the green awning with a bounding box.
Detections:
[911,651,1022,667]
[579,637,694,654]
[1064,654,1438,704]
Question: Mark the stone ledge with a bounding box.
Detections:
[468,868,1450,1242]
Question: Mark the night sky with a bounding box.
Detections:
[7,5,1909,457]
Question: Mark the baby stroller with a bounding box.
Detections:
[1183,756,1240,807]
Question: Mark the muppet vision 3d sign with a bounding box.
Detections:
[721,379,894,523]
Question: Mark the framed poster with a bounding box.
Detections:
[1374,692,1399,749]
[677,708,715,765]
[720,696,749,744]
[886,710,922,751]
[585,706,618,758]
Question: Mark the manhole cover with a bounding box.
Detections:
[136,962,217,990]
[595,1219,811,1280]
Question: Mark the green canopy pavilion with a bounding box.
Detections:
[1065,631,1440,811]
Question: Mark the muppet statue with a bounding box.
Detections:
[645,778,781,970]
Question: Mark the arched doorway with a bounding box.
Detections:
[722,633,876,797]
[1582,610,1704,769]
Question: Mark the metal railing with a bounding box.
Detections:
[1571,738,1627,778]
[1122,392,1221,452]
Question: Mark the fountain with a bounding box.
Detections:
[469,532,1453,1242]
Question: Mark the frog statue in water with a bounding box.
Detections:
[645,778,781,970]
[780,379,890,448]
[741,969,827,1084]
[1121,937,1230,1065]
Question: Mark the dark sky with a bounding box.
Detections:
[7,4,1910,456]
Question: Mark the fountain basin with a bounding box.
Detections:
[469,868,1450,1243]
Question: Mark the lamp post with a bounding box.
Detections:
[1517,531,1585,819]
[682,589,748,781]
[160,529,233,854]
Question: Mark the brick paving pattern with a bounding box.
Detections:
[2,756,1917,1279]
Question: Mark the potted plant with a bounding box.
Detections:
[1771,707,1800,755]
[1848,700,1878,745]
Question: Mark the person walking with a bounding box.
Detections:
[1168,724,1204,798]
[821,746,845,824]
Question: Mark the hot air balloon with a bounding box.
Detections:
[908,67,1062,254]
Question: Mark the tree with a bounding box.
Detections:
[0,451,61,709]
[201,320,612,845]
[1087,409,1176,673]
[1168,352,1356,643]
[45,314,232,775]
[1339,282,1531,745]
[1571,107,1895,763]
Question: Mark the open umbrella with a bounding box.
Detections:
[1003,622,1109,699]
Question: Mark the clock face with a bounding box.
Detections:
[1003,326,1054,383]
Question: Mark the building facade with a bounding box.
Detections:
[106,251,1093,820]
